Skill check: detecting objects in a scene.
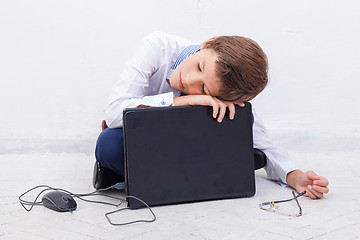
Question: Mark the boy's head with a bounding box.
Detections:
[204,36,268,102]
[169,35,268,102]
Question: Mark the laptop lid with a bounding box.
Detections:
[123,103,255,209]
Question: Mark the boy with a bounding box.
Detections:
[95,31,329,199]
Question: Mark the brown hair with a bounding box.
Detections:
[205,36,268,102]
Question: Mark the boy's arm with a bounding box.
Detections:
[173,95,244,123]
[252,108,329,199]
[252,108,299,185]
[105,32,185,128]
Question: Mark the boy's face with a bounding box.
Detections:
[169,48,222,97]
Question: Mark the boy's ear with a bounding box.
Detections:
[201,37,216,49]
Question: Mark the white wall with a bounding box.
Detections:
[1,0,359,153]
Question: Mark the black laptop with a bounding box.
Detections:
[123,103,255,209]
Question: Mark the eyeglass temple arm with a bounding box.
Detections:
[261,191,306,206]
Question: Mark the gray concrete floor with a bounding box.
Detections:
[1,141,360,239]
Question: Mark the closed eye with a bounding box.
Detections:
[198,62,201,71]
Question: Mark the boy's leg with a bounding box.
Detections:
[94,127,125,189]
[95,127,125,175]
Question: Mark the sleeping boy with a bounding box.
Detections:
[94,31,329,199]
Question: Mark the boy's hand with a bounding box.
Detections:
[286,169,329,199]
[173,95,244,123]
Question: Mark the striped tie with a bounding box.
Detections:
[170,45,201,70]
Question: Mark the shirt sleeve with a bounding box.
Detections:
[104,32,174,128]
[252,107,299,184]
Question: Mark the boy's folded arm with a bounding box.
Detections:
[104,32,178,128]
[174,95,243,123]
[105,92,175,128]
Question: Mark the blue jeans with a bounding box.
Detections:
[95,123,125,176]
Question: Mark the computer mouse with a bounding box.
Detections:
[42,191,77,212]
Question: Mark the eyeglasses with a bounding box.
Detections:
[259,191,306,217]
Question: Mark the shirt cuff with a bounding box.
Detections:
[264,157,299,186]
[140,92,174,107]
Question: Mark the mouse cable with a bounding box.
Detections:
[18,184,156,226]
[19,185,127,210]
[104,195,156,226]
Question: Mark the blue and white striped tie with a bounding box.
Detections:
[170,45,202,70]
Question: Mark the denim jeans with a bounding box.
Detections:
[95,123,125,176]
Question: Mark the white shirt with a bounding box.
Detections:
[105,31,298,184]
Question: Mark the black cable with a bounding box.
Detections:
[19,184,156,226]
[105,196,156,226]
[19,185,67,211]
